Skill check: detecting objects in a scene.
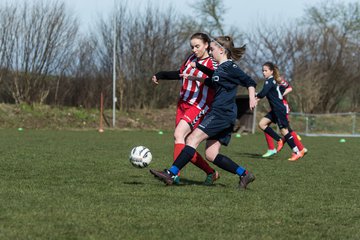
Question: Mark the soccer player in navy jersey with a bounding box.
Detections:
[152,33,219,185]
[262,77,307,158]
[150,36,257,189]
[256,62,305,161]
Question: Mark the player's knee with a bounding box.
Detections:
[258,122,266,130]
[205,152,216,162]
[280,128,289,136]
[185,134,196,145]
[173,131,185,143]
[185,133,202,148]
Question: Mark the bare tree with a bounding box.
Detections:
[295,1,360,112]
[243,1,360,113]
[192,0,245,42]
[0,1,79,104]
[96,3,191,110]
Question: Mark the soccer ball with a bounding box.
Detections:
[129,146,152,168]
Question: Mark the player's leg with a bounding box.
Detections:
[205,139,255,189]
[287,115,306,154]
[173,119,190,160]
[202,122,254,189]
[173,103,188,162]
[174,119,218,184]
[279,125,303,161]
[288,127,304,151]
[173,103,216,179]
[265,131,276,149]
[182,106,217,175]
[262,122,277,157]
[150,127,209,185]
[259,113,284,152]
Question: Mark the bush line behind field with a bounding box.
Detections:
[0,103,176,130]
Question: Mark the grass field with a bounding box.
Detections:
[0,129,359,239]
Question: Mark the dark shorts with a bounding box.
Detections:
[265,110,289,129]
[197,112,234,146]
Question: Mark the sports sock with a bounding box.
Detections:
[284,132,299,153]
[173,143,214,175]
[213,154,245,176]
[191,152,214,174]
[170,145,196,175]
[264,132,275,150]
[291,131,304,151]
[235,166,246,176]
[173,143,185,161]
[264,126,281,141]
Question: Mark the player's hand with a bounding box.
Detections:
[180,73,191,80]
[190,62,196,68]
[152,75,159,85]
[249,97,257,111]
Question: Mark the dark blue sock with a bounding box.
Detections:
[235,166,246,176]
[264,126,281,141]
[284,132,298,152]
[213,154,245,175]
[169,145,195,175]
[169,166,179,176]
[285,132,295,147]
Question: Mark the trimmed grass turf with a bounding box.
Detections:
[0,129,359,239]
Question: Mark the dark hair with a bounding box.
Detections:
[212,36,246,61]
[263,62,281,82]
[190,32,211,51]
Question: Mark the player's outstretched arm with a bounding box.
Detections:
[248,86,257,111]
[152,71,181,85]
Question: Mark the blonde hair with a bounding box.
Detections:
[263,62,281,83]
[212,36,246,61]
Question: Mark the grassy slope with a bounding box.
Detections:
[0,103,176,130]
[0,129,359,239]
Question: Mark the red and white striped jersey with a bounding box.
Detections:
[179,54,217,110]
[279,79,292,113]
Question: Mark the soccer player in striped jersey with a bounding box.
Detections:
[262,77,307,158]
[150,36,257,189]
[256,62,305,161]
[151,33,219,185]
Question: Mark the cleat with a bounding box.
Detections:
[239,171,255,189]
[299,148,307,157]
[149,169,176,185]
[276,139,284,152]
[262,149,277,158]
[173,175,180,185]
[303,148,308,155]
[288,152,303,161]
[204,171,220,186]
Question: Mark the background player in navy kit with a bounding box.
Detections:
[256,62,305,161]
[262,77,307,158]
[150,36,257,189]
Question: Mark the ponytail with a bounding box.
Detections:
[212,36,246,61]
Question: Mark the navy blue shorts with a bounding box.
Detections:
[265,110,289,129]
[197,112,234,146]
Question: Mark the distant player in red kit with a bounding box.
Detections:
[151,32,219,185]
[261,76,307,158]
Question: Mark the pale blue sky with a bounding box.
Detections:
[3,0,357,32]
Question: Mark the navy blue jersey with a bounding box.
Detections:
[204,60,257,122]
[256,76,286,112]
